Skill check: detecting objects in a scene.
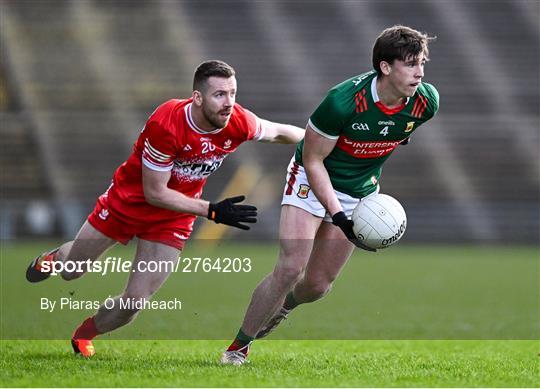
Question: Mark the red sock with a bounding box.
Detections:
[227,339,249,353]
[72,316,101,340]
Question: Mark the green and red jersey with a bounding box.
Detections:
[295,70,439,198]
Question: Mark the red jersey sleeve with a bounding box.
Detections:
[232,103,264,141]
[141,120,177,172]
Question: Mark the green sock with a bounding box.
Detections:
[283,291,300,310]
[235,328,254,345]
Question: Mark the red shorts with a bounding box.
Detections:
[87,194,195,250]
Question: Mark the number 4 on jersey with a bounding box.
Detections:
[379,126,389,136]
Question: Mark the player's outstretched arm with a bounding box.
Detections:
[258,119,305,144]
[142,165,210,216]
[142,165,257,229]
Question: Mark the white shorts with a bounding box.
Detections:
[281,157,379,222]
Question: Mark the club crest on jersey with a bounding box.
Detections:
[223,139,232,149]
[297,184,311,199]
[98,208,109,221]
[405,121,415,132]
[183,144,192,151]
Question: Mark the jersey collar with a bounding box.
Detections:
[370,76,409,115]
[184,103,224,134]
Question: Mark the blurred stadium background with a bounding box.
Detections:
[1,0,539,244]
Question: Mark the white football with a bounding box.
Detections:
[352,193,407,249]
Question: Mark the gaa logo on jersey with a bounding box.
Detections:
[351,122,370,131]
[297,184,311,199]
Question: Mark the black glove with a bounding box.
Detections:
[332,211,377,252]
[208,195,257,230]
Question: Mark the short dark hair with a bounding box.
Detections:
[193,60,236,91]
[372,25,435,75]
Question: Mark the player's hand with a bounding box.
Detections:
[331,211,376,252]
[208,195,257,230]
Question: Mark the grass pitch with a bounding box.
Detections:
[1,340,538,387]
[1,241,538,386]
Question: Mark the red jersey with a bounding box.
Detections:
[105,98,263,224]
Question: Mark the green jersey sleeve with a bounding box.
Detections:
[308,88,351,139]
[421,82,440,120]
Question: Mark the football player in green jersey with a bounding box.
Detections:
[222,25,439,365]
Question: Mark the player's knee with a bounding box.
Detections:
[304,280,332,301]
[273,264,303,289]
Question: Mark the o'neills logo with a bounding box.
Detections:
[381,221,406,246]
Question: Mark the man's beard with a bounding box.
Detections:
[202,106,228,129]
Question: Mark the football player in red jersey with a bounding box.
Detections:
[25,60,305,357]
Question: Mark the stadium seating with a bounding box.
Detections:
[1,0,538,242]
